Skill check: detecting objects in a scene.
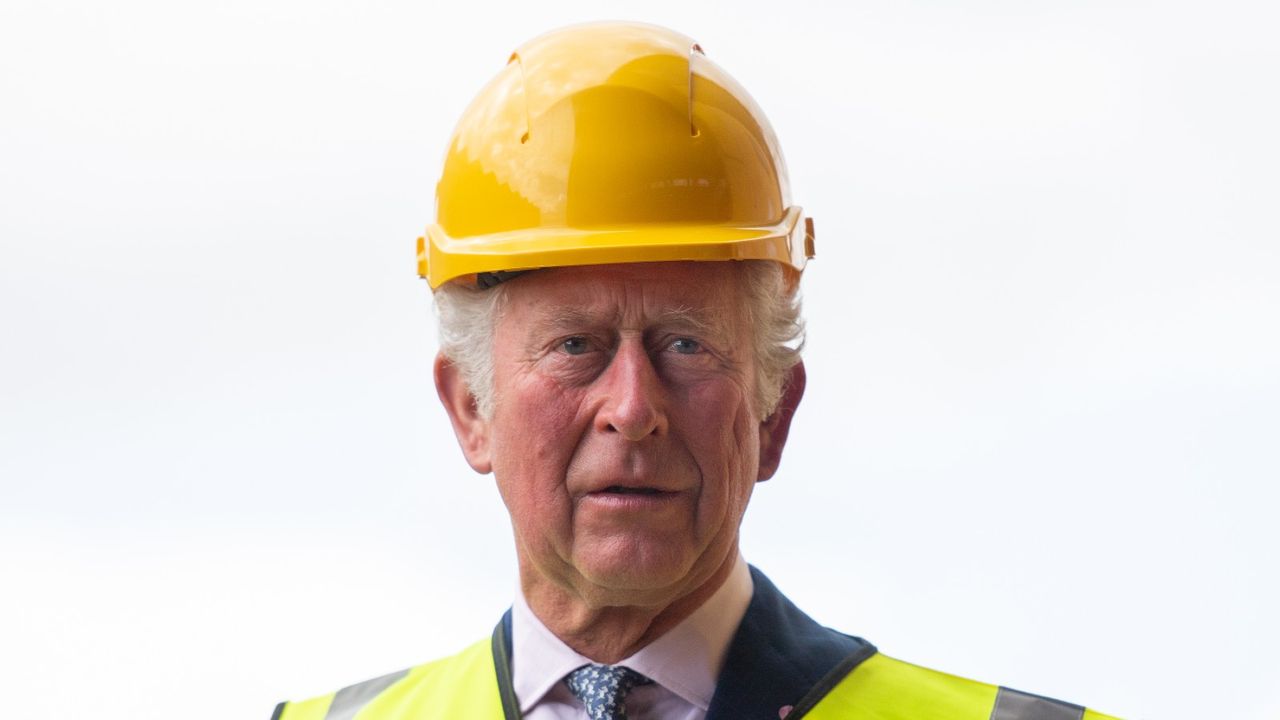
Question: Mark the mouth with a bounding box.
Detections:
[579,483,682,510]
[599,485,665,495]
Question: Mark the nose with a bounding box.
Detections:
[594,340,668,441]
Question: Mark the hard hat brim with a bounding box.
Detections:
[419,206,811,289]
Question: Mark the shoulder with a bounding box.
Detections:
[805,652,1122,720]
[724,568,1121,720]
[272,638,501,720]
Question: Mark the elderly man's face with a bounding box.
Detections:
[439,261,800,608]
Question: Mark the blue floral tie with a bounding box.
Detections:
[564,663,654,720]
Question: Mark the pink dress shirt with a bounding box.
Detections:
[512,555,754,720]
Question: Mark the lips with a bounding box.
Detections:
[579,483,682,511]
[577,475,682,496]
[578,481,684,502]
[599,485,664,495]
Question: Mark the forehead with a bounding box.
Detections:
[498,261,747,326]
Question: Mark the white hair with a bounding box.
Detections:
[433,261,804,419]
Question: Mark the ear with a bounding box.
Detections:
[757,360,806,482]
[434,352,493,474]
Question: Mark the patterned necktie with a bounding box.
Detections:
[564,663,654,720]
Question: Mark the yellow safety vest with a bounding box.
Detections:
[275,639,1120,720]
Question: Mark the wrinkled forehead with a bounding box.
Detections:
[496,261,750,332]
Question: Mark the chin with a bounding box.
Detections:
[572,541,703,606]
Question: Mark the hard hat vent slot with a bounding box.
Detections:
[687,42,703,138]
[510,51,532,145]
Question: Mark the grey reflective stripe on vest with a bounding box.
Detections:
[324,669,410,720]
[991,687,1085,720]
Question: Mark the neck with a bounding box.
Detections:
[520,548,740,664]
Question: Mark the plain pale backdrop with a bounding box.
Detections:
[2,1,1278,718]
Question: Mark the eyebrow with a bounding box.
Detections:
[654,306,721,336]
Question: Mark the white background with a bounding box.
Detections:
[2,1,1277,718]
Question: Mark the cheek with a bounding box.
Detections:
[679,380,760,499]
[686,376,758,444]
[490,374,587,511]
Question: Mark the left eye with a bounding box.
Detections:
[561,337,591,355]
[670,338,701,355]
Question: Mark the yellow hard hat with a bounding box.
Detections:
[417,21,815,289]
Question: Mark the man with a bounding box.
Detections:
[274,22,1118,720]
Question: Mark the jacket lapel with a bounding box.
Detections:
[492,610,520,720]
[706,567,876,720]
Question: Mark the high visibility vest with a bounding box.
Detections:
[274,638,1121,720]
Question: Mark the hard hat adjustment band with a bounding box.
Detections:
[476,270,531,289]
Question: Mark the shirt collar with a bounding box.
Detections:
[511,554,754,713]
